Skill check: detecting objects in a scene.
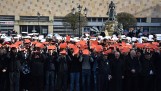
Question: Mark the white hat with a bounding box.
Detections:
[132,37,137,41]
[147,38,154,42]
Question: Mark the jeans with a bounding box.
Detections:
[82,69,91,91]
[56,71,68,91]
[9,72,20,91]
[45,71,55,91]
[93,71,98,91]
[70,72,80,91]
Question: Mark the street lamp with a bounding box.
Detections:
[72,4,88,38]
[37,12,41,34]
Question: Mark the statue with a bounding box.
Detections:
[107,1,116,21]
[102,1,121,36]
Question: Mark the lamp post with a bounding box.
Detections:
[37,12,41,34]
[72,5,88,38]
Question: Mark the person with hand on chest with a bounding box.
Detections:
[125,50,141,91]
[141,52,156,91]
[30,47,45,91]
[44,45,57,91]
[110,51,125,91]
[7,45,21,91]
[69,47,81,91]
[56,50,71,91]
[97,52,111,91]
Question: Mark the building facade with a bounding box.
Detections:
[0,0,161,35]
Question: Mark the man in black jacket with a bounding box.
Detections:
[7,47,21,91]
[69,52,81,91]
[30,48,45,91]
[125,50,141,91]
[56,50,71,91]
[141,52,155,91]
[0,48,8,91]
[44,48,57,91]
[97,53,111,91]
[110,51,125,91]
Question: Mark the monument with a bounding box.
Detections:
[103,1,123,36]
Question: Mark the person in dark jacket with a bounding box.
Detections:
[141,52,156,91]
[80,52,94,91]
[91,51,98,91]
[125,50,141,91]
[56,50,71,91]
[110,51,125,91]
[7,47,21,91]
[97,53,111,91]
[136,49,143,91]
[44,48,57,91]
[30,48,45,91]
[0,48,8,91]
[20,49,31,91]
[69,52,81,91]
[152,51,161,91]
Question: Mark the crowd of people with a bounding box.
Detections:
[0,34,161,91]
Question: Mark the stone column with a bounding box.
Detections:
[14,15,20,34]
[147,17,151,23]
[48,16,54,34]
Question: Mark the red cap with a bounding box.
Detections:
[25,39,31,43]
[35,43,44,48]
[47,45,56,50]
[82,49,90,55]
[59,43,67,49]
[60,50,67,55]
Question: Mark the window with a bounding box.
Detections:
[0,15,15,21]
[87,18,92,22]
[20,16,49,22]
[92,18,97,22]
[103,18,108,22]
[136,18,140,22]
[151,18,161,23]
[98,18,102,22]
[141,18,146,22]
[136,18,146,23]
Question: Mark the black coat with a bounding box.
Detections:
[97,55,111,75]
[30,52,45,76]
[125,56,141,76]
[7,52,21,72]
[44,53,57,71]
[0,54,7,73]
[110,58,125,79]
[57,55,71,73]
[69,55,81,73]
[141,57,155,77]
[110,58,125,91]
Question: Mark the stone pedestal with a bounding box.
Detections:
[104,20,118,36]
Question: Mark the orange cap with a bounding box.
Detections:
[25,39,31,43]
[10,44,18,48]
[73,47,79,55]
[82,49,90,55]
[42,42,49,45]
[35,43,44,48]
[103,49,112,55]
[47,45,56,50]
[32,41,38,45]
[66,35,70,42]
[15,41,22,45]
[60,50,67,55]
[95,45,103,52]
[121,48,130,53]
[152,42,159,46]
[68,44,76,49]
[59,43,67,49]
